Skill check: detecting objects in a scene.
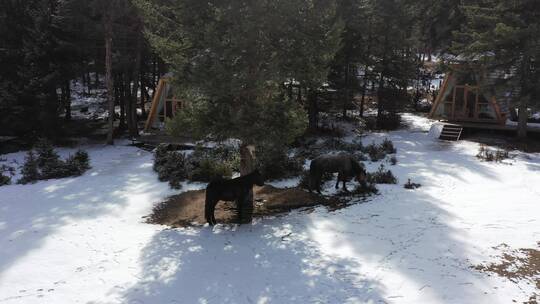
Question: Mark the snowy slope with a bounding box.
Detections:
[0,115,539,304]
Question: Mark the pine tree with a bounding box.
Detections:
[137,0,341,169]
[19,151,40,184]
[137,0,341,223]
[453,0,540,138]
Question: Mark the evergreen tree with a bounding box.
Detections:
[137,0,341,170]
[453,0,540,138]
[19,151,40,184]
[368,0,418,127]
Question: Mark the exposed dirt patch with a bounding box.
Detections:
[474,243,540,303]
[146,185,371,227]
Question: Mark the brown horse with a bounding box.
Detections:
[309,153,366,193]
[204,170,265,225]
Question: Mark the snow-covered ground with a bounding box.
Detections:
[1,114,539,303]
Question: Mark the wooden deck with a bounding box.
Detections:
[137,132,195,146]
[440,121,540,134]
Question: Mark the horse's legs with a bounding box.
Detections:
[342,179,348,192]
[316,173,323,194]
[205,196,218,226]
[236,195,243,223]
[338,171,349,192]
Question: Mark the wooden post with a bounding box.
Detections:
[144,79,166,131]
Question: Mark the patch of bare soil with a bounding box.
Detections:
[474,243,540,303]
[146,185,369,227]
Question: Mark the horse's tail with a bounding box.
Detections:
[204,184,217,225]
[308,160,319,192]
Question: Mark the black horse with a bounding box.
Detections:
[204,170,265,225]
[309,153,366,193]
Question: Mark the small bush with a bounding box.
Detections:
[189,158,232,182]
[404,179,421,190]
[476,145,509,163]
[64,150,91,176]
[35,139,68,180]
[376,113,401,130]
[19,151,40,184]
[389,156,398,165]
[381,138,397,154]
[0,173,11,186]
[154,144,238,187]
[153,144,172,172]
[0,164,15,186]
[257,148,304,180]
[18,141,91,184]
[349,182,379,195]
[364,142,386,162]
[155,151,187,189]
[363,117,378,131]
[318,138,363,154]
[367,164,398,184]
[362,139,396,162]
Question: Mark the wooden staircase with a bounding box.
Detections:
[439,124,463,141]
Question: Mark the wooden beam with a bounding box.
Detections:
[429,73,451,118]
[144,78,166,132]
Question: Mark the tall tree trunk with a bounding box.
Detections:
[105,14,114,145]
[343,62,350,118]
[129,29,142,138]
[64,80,71,121]
[238,143,256,224]
[517,54,531,139]
[140,69,147,117]
[119,75,126,131]
[307,89,319,132]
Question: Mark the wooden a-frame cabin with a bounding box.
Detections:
[429,64,512,124]
[144,75,188,132]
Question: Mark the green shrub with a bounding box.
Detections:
[0,173,11,186]
[155,151,187,189]
[364,142,386,161]
[189,158,233,182]
[476,145,509,163]
[389,156,398,165]
[153,144,172,172]
[19,151,40,184]
[363,139,396,162]
[35,139,61,168]
[367,164,398,184]
[0,164,14,186]
[153,144,237,187]
[64,150,91,176]
[381,138,397,154]
[404,179,421,189]
[376,113,401,130]
[349,182,379,195]
[256,148,304,180]
[18,142,91,184]
[321,138,361,153]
